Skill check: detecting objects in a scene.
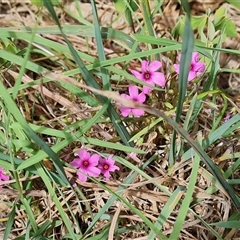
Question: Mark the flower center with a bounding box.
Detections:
[144,71,151,80]
[103,164,109,170]
[83,160,89,166]
[189,64,193,70]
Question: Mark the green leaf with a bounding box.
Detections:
[113,0,127,12]
[191,16,206,30]
[172,17,185,37]
[208,20,215,41]
[213,6,226,25]
[225,19,237,37]
[226,0,240,9]
[198,16,207,33]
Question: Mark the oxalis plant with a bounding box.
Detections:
[0,0,240,239]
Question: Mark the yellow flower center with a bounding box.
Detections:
[103,164,109,170]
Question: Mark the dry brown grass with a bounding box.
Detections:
[1,0,240,239]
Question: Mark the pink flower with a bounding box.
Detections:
[131,60,166,94]
[120,85,146,117]
[98,155,119,180]
[70,149,101,182]
[0,167,10,188]
[224,112,231,123]
[173,52,206,81]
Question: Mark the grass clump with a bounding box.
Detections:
[0,0,240,239]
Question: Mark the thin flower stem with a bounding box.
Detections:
[139,0,160,61]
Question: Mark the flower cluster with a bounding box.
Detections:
[70,149,119,182]
[120,60,166,117]
[0,167,10,188]
[173,52,206,81]
[120,52,205,117]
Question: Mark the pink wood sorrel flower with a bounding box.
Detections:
[120,85,146,117]
[0,167,10,188]
[131,60,166,94]
[70,149,101,182]
[98,155,119,180]
[173,52,206,81]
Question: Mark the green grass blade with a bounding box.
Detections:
[36,163,78,239]
[3,203,16,240]
[0,78,68,184]
[169,0,194,165]
[189,208,223,239]
[17,100,110,170]
[33,221,52,237]
[148,186,186,240]
[94,180,168,239]
[22,198,38,232]
[12,28,36,100]
[85,174,168,239]
[182,114,240,160]
[210,220,240,228]
[84,154,172,237]
[170,133,201,239]
[139,0,160,60]
[0,25,141,52]
[139,106,240,210]
[43,0,134,147]
[91,0,110,90]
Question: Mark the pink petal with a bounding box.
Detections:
[191,52,200,63]
[107,154,114,161]
[192,62,205,72]
[132,108,145,117]
[121,93,131,100]
[109,165,120,172]
[77,171,88,182]
[177,54,181,62]
[141,60,149,72]
[188,70,197,81]
[143,78,155,85]
[0,174,9,181]
[152,72,166,87]
[131,70,144,80]
[120,107,132,117]
[86,166,101,177]
[128,85,139,98]
[70,158,81,168]
[129,152,137,158]
[78,149,90,159]
[103,171,111,180]
[148,60,162,72]
[143,86,153,94]
[100,156,113,165]
[89,154,100,166]
[136,92,146,103]
[173,64,180,74]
